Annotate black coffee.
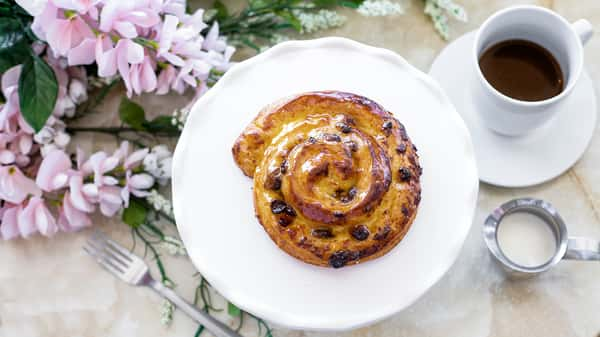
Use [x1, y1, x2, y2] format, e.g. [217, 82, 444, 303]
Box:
[479, 39, 564, 101]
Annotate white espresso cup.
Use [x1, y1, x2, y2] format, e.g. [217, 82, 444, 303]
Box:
[472, 5, 593, 136]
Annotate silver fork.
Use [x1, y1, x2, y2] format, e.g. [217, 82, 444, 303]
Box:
[84, 230, 243, 337]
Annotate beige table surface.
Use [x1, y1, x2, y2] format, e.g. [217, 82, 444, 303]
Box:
[2, 1, 600, 336]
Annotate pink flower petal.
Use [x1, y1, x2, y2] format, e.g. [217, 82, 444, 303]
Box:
[114, 21, 138, 38]
[68, 38, 96, 65]
[130, 173, 154, 190]
[131, 189, 151, 197]
[81, 183, 99, 199]
[1, 66, 21, 94]
[126, 9, 160, 28]
[59, 191, 92, 232]
[162, 52, 185, 67]
[140, 59, 157, 92]
[47, 19, 72, 56]
[0, 150, 16, 164]
[159, 15, 178, 54]
[121, 186, 130, 207]
[124, 148, 148, 169]
[18, 199, 39, 238]
[1, 206, 20, 240]
[203, 22, 220, 51]
[36, 149, 72, 192]
[129, 65, 142, 95]
[71, 16, 94, 44]
[102, 176, 119, 186]
[96, 35, 117, 77]
[99, 186, 122, 216]
[32, 198, 58, 237]
[0, 166, 41, 204]
[124, 39, 144, 64]
[69, 175, 95, 212]
[18, 134, 32, 154]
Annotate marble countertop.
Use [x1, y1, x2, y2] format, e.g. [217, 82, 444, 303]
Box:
[2, 1, 600, 336]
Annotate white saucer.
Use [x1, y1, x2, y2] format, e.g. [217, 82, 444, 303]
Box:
[429, 31, 597, 188]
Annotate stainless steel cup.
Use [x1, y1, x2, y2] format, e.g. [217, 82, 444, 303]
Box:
[483, 198, 600, 278]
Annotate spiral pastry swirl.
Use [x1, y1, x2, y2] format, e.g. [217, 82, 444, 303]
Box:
[233, 91, 421, 268]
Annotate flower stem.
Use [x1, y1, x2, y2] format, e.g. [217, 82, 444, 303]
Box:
[66, 126, 137, 134]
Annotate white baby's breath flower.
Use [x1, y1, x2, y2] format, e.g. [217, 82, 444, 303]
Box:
[424, 0, 467, 40]
[357, 0, 404, 17]
[146, 189, 173, 216]
[160, 236, 187, 256]
[160, 299, 175, 326]
[296, 10, 346, 34]
[171, 107, 190, 130]
[143, 146, 173, 185]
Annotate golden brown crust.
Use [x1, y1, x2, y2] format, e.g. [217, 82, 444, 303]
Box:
[232, 91, 421, 268]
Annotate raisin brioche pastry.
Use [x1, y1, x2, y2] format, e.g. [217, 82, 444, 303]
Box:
[232, 91, 421, 268]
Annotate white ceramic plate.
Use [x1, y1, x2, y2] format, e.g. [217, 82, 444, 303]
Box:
[172, 37, 479, 331]
[429, 31, 597, 188]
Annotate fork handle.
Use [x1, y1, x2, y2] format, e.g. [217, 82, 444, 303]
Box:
[148, 279, 244, 337]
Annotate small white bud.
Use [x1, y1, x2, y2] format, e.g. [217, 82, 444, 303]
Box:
[68, 79, 88, 105]
[54, 131, 71, 148]
[34, 127, 55, 145]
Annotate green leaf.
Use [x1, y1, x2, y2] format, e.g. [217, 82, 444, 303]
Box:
[18, 53, 58, 132]
[142, 116, 181, 135]
[312, 0, 338, 7]
[212, 0, 229, 21]
[0, 17, 30, 72]
[122, 198, 148, 228]
[249, 0, 270, 10]
[0, 18, 25, 50]
[339, 0, 364, 8]
[275, 10, 302, 31]
[0, 39, 30, 72]
[119, 97, 146, 131]
[227, 302, 241, 317]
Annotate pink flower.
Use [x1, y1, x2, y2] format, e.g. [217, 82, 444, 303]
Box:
[0, 166, 41, 204]
[15, 0, 48, 16]
[156, 64, 177, 94]
[68, 35, 100, 66]
[121, 172, 154, 206]
[0, 205, 22, 240]
[36, 149, 72, 191]
[203, 22, 228, 53]
[96, 38, 144, 94]
[126, 56, 157, 96]
[79, 149, 124, 216]
[69, 175, 95, 212]
[100, 0, 160, 38]
[52, 0, 100, 19]
[58, 191, 92, 231]
[98, 185, 122, 216]
[46, 14, 95, 57]
[18, 197, 58, 237]
[117, 143, 153, 206]
[0, 205, 21, 240]
[82, 151, 120, 186]
[0, 66, 34, 135]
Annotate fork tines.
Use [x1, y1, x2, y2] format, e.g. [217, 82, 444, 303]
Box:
[83, 230, 136, 279]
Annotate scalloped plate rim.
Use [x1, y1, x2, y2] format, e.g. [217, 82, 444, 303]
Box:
[172, 37, 479, 331]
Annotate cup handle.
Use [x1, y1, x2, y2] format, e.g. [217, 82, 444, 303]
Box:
[564, 237, 600, 260]
[572, 19, 593, 45]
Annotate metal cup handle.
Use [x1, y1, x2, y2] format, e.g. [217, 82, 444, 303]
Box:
[564, 237, 600, 260]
